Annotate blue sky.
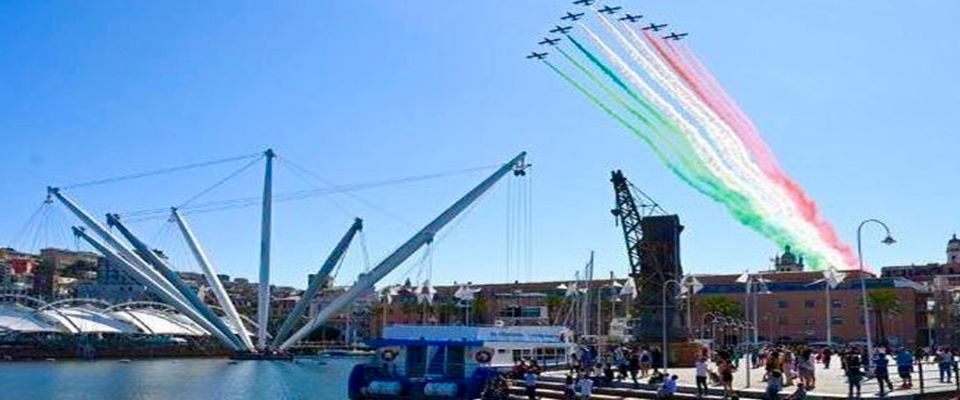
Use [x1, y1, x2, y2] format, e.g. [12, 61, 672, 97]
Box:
[1, 1, 957, 289]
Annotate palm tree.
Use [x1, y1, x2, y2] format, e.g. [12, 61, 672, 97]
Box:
[867, 289, 903, 344]
[544, 294, 565, 324]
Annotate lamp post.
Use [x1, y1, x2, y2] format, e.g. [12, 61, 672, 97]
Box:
[743, 321, 754, 388]
[700, 312, 718, 340]
[662, 279, 683, 373]
[857, 219, 896, 359]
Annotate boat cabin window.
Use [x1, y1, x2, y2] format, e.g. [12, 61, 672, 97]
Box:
[406, 345, 426, 378]
[446, 346, 465, 378]
[534, 347, 568, 366]
[512, 349, 532, 362]
[427, 346, 446, 376]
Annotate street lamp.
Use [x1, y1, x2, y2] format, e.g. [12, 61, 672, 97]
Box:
[857, 219, 896, 359]
[700, 312, 718, 340]
[661, 279, 683, 373]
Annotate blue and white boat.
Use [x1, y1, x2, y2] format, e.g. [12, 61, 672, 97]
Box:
[348, 324, 574, 399]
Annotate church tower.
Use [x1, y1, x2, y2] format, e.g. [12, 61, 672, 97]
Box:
[948, 234, 960, 264]
[775, 245, 805, 272]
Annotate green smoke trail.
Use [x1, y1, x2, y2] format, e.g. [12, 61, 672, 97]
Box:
[556, 37, 825, 266]
[542, 60, 689, 182]
[554, 47, 717, 197]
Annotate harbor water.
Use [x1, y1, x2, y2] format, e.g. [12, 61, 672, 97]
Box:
[0, 357, 361, 400]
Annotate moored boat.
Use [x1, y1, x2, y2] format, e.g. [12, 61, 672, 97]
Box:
[348, 324, 574, 399]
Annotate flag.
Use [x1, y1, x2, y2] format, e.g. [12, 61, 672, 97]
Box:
[619, 277, 638, 299]
[455, 283, 480, 301]
[384, 285, 401, 305]
[415, 280, 436, 304]
[689, 276, 704, 294]
[564, 282, 578, 297]
[823, 267, 846, 289]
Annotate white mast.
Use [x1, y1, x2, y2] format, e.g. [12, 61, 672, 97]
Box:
[257, 149, 275, 349]
[171, 208, 256, 352]
[279, 152, 527, 350]
[72, 227, 243, 350]
[581, 251, 594, 336]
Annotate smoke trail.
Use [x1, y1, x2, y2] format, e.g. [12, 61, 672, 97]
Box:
[555, 47, 707, 184]
[648, 32, 858, 267]
[600, 17, 846, 268]
[563, 30, 808, 255]
[587, 13, 844, 267]
[541, 60, 687, 182]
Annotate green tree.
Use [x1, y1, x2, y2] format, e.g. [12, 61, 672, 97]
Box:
[435, 302, 459, 324]
[699, 296, 742, 318]
[867, 289, 903, 344]
[472, 297, 489, 325]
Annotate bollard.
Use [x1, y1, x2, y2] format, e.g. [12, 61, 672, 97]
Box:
[918, 360, 924, 394]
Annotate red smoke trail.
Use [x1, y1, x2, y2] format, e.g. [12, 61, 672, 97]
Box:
[642, 30, 859, 268]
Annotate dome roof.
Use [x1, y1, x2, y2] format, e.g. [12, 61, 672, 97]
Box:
[781, 245, 796, 263]
[950, 234, 960, 245]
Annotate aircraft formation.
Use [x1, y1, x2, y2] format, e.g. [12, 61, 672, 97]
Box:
[527, 1, 688, 61]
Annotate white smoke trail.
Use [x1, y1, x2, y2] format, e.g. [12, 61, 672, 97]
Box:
[589, 14, 850, 268]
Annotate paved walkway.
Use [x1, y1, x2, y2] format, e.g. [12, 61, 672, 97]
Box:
[545, 358, 960, 398]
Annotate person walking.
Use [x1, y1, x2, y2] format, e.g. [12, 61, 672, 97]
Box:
[651, 346, 663, 374]
[896, 347, 914, 389]
[695, 356, 710, 398]
[523, 370, 538, 400]
[639, 347, 652, 378]
[576, 373, 593, 400]
[628, 351, 640, 387]
[764, 366, 783, 400]
[798, 349, 816, 390]
[822, 347, 833, 369]
[845, 351, 864, 400]
[873, 350, 894, 397]
[720, 357, 736, 400]
[937, 349, 953, 383]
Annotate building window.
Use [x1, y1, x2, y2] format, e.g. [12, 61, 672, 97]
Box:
[777, 300, 789, 309]
[831, 316, 843, 326]
[804, 300, 815, 309]
[804, 318, 816, 326]
[831, 300, 842, 308]
[778, 316, 788, 325]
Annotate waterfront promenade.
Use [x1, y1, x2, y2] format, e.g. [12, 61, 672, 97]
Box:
[523, 358, 960, 399]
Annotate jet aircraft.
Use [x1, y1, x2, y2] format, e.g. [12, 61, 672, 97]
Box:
[538, 37, 561, 46]
[598, 5, 622, 14]
[663, 32, 689, 40]
[526, 52, 548, 60]
[641, 23, 668, 31]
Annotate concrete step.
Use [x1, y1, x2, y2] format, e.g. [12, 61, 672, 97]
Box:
[509, 381, 723, 400]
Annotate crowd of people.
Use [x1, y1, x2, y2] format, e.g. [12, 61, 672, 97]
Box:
[490, 343, 960, 400]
